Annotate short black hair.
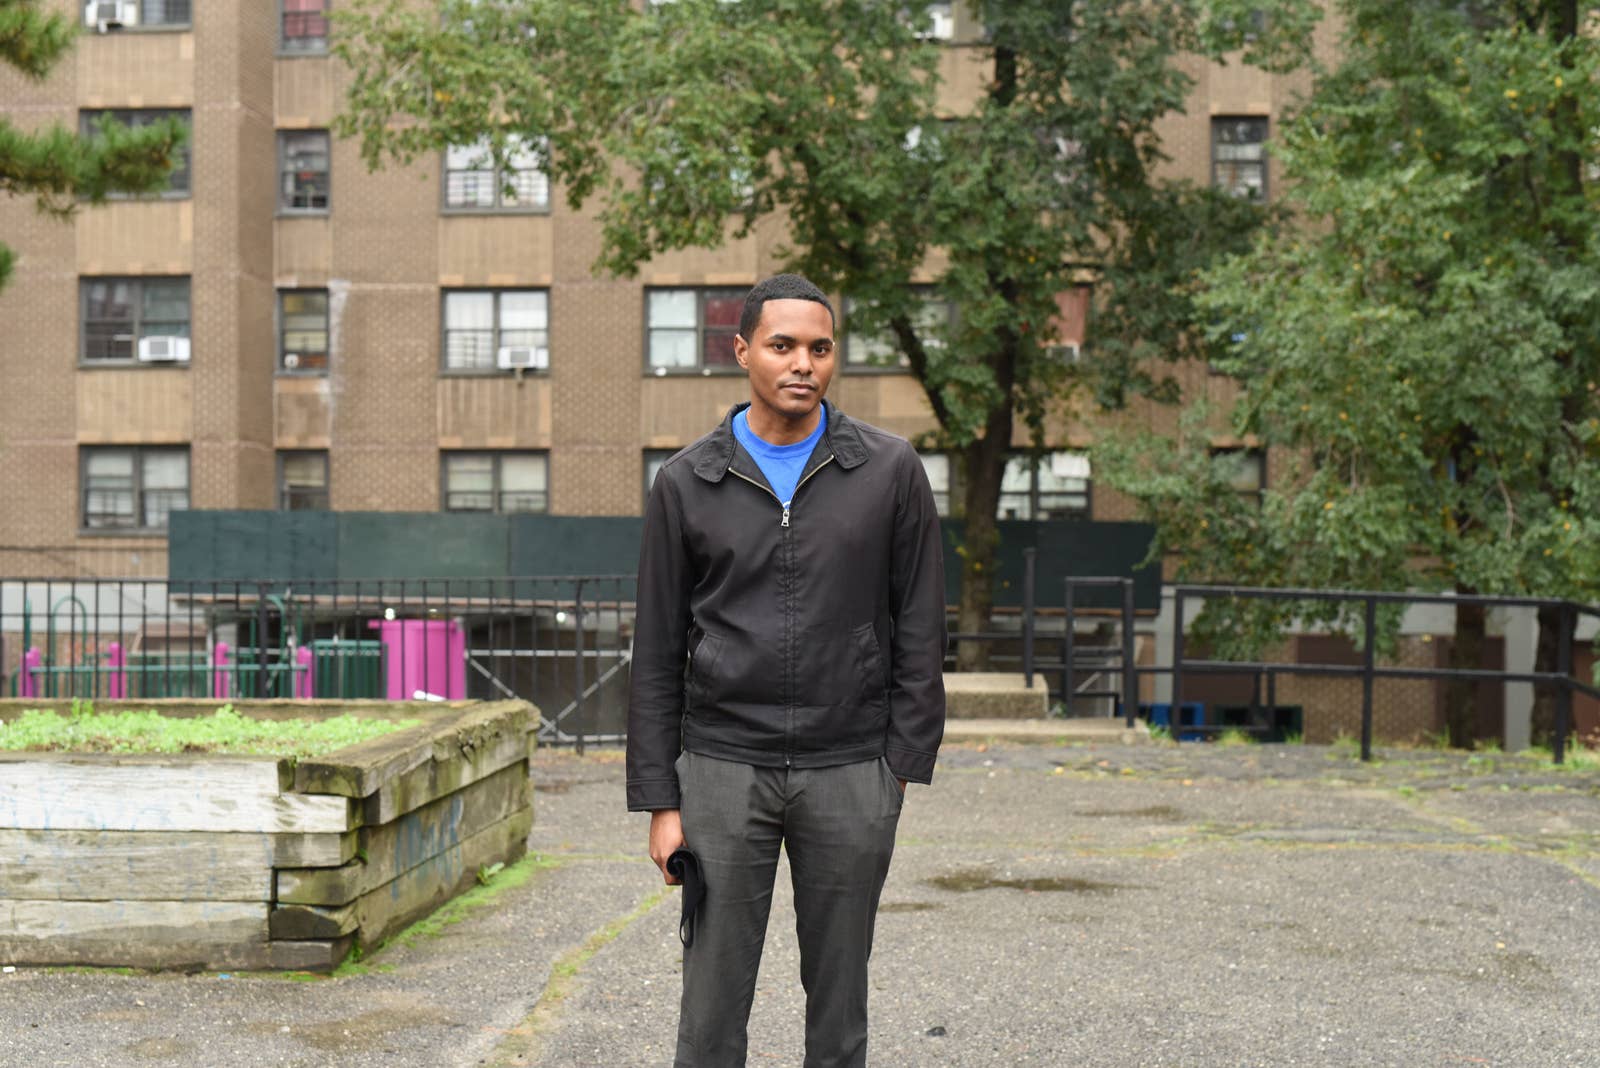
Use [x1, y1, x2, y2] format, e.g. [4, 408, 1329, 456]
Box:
[738, 273, 835, 341]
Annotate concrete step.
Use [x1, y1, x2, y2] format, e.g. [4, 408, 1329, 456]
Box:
[944, 716, 1152, 746]
[943, 672, 1052, 719]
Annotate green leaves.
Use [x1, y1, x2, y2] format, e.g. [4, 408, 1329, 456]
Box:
[0, 0, 76, 81]
[1103, 0, 1600, 652]
[0, 5, 190, 292]
[333, 0, 1323, 630]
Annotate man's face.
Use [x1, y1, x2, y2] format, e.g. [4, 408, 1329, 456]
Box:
[734, 298, 836, 433]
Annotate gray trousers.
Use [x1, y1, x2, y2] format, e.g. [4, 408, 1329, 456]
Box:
[673, 750, 903, 1068]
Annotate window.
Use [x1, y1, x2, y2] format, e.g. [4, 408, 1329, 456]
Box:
[442, 290, 549, 373]
[278, 289, 329, 373]
[919, 452, 953, 517]
[844, 287, 954, 368]
[278, 131, 329, 211]
[444, 136, 549, 211]
[912, 1, 954, 40]
[644, 449, 676, 507]
[81, 0, 191, 29]
[442, 452, 548, 513]
[278, 451, 329, 510]
[81, 277, 190, 364]
[281, 0, 328, 53]
[1212, 447, 1266, 506]
[1212, 117, 1268, 201]
[79, 109, 191, 196]
[81, 447, 189, 531]
[646, 288, 744, 372]
[998, 452, 1091, 520]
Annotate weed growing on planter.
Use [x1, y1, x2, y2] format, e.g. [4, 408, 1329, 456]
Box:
[0, 701, 420, 758]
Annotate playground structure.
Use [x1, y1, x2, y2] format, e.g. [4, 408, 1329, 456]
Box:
[1, 578, 635, 745]
[6, 587, 392, 702]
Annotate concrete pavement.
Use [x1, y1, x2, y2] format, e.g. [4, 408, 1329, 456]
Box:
[3, 740, 1600, 1067]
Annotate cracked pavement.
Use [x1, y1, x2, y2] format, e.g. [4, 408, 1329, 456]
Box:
[4, 742, 1600, 1067]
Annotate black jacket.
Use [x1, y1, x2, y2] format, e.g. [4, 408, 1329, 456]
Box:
[625, 402, 948, 812]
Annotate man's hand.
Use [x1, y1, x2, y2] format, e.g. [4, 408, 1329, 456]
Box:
[649, 808, 686, 885]
[899, 779, 908, 794]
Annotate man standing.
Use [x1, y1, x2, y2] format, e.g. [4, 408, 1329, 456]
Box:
[627, 273, 948, 1068]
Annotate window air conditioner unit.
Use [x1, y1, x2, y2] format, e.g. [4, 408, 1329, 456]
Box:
[1047, 342, 1082, 365]
[85, 0, 137, 29]
[497, 345, 548, 370]
[137, 335, 190, 363]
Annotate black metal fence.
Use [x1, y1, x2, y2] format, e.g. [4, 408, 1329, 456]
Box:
[9, 572, 1595, 761]
[0, 577, 634, 751]
[1041, 578, 1600, 763]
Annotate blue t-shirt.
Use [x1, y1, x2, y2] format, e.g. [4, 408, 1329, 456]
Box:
[732, 407, 827, 507]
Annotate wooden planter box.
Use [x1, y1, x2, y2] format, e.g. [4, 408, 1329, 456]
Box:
[0, 698, 536, 972]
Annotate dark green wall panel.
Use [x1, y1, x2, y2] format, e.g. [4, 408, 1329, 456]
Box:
[170, 511, 1156, 608]
[336, 513, 509, 580]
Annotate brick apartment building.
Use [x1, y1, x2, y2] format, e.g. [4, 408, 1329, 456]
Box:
[0, 0, 1327, 581]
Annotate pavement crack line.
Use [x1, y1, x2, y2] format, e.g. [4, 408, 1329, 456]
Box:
[483, 883, 676, 1068]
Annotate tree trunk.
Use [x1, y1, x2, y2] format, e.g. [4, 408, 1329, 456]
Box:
[1444, 594, 1485, 749]
[1531, 602, 1564, 746]
[954, 430, 1009, 672]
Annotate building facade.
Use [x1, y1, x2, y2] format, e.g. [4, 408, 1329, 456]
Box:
[0, 0, 1329, 580]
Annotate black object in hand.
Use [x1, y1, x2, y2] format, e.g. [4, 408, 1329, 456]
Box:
[666, 847, 705, 947]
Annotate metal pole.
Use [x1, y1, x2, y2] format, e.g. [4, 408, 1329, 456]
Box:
[255, 582, 270, 699]
[1361, 595, 1376, 762]
[1063, 580, 1076, 715]
[574, 580, 587, 756]
[1172, 590, 1185, 735]
[1121, 579, 1136, 729]
[1022, 548, 1036, 689]
[1555, 602, 1572, 765]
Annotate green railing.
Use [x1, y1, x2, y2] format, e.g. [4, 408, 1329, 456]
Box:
[8, 645, 385, 701]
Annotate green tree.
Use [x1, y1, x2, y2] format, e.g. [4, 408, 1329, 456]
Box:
[0, 0, 189, 291]
[333, 0, 1317, 665]
[1101, 0, 1600, 745]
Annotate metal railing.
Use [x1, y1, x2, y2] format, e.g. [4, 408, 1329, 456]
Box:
[13, 572, 1585, 761]
[1056, 578, 1600, 763]
[1, 576, 635, 750]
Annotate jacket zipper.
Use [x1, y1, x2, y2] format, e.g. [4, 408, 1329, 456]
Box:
[729, 457, 835, 525]
[726, 455, 835, 767]
[787, 457, 833, 525]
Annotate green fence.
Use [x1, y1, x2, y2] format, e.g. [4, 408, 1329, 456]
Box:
[308, 639, 386, 700]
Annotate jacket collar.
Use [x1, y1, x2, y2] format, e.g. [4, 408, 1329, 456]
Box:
[692, 400, 867, 483]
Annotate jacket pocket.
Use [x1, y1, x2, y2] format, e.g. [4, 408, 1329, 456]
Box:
[687, 633, 725, 702]
[851, 622, 889, 709]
